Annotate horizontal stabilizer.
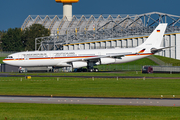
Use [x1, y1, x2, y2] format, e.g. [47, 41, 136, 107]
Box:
[151, 46, 173, 53]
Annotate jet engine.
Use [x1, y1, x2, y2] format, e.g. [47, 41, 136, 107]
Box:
[72, 61, 87, 68]
[100, 58, 116, 65]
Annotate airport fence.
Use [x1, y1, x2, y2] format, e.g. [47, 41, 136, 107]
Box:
[91, 65, 180, 73]
[152, 66, 180, 73]
[96, 65, 143, 71]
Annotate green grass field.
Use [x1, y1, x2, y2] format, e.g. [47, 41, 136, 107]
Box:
[0, 57, 5, 64]
[155, 55, 180, 66]
[0, 55, 180, 119]
[0, 77, 179, 98]
[0, 103, 180, 120]
[1, 72, 180, 119]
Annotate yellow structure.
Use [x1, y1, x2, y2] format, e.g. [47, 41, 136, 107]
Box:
[55, 0, 79, 3]
[55, 0, 80, 21]
[26, 76, 31, 79]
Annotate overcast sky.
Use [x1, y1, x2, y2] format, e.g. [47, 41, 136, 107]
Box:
[0, 0, 180, 31]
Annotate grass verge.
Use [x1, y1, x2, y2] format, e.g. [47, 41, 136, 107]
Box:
[154, 55, 180, 66]
[0, 57, 5, 64]
[0, 77, 179, 98]
[0, 103, 180, 120]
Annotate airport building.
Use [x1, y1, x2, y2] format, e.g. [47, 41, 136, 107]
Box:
[21, 12, 180, 60]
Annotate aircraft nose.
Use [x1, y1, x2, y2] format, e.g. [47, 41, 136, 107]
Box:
[3, 59, 6, 63]
[2, 58, 9, 64]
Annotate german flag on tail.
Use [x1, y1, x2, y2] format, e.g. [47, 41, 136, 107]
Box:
[138, 49, 146, 53]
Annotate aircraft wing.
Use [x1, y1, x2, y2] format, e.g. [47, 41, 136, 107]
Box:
[64, 52, 132, 63]
[105, 52, 132, 58]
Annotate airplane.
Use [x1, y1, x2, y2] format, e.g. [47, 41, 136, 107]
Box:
[3, 23, 168, 72]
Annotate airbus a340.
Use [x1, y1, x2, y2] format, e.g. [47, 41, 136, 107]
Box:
[3, 23, 168, 72]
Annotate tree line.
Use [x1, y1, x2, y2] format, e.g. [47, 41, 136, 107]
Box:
[0, 24, 50, 51]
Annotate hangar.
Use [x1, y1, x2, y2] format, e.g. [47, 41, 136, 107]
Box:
[21, 12, 180, 60]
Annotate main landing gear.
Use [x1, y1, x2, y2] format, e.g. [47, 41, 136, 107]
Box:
[74, 68, 99, 72]
[87, 61, 99, 72]
[18, 67, 26, 73]
[88, 68, 99, 72]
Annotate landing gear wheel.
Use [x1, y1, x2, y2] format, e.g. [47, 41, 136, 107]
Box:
[88, 69, 93, 72]
[94, 68, 99, 72]
[88, 68, 98, 72]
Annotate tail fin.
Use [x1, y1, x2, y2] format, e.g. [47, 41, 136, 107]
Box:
[137, 23, 167, 49]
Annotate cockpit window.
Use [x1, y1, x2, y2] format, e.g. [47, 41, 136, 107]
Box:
[7, 56, 13, 58]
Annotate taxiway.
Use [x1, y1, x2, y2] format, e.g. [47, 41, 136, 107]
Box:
[0, 96, 179, 106]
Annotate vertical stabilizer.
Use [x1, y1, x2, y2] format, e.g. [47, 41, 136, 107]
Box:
[137, 23, 167, 49]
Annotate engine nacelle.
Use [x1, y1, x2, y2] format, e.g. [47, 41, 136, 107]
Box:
[100, 58, 116, 65]
[72, 61, 87, 68]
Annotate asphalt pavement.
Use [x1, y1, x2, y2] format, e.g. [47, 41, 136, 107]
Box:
[0, 96, 179, 106]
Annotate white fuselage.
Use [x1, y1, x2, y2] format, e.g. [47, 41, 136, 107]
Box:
[3, 47, 151, 68]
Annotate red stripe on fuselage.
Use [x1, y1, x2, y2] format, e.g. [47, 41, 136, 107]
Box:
[3, 56, 97, 61]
